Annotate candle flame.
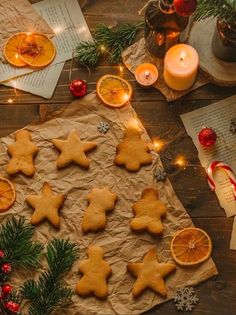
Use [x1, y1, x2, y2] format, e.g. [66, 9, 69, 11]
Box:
[144, 70, 150, 79]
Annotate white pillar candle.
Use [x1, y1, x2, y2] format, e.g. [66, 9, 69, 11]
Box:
[135, 63, 159, 87]
[164, 44, 199, 91]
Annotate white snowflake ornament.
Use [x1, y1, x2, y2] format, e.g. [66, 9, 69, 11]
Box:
[173, 287, 199, 312]
[97, 121, 110, 134]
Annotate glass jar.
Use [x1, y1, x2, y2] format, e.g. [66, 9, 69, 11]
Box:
[212, 19, 236, 62]
[145, 0, 189, 58]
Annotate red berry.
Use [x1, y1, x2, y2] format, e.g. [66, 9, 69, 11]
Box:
[2, 263, 12, 274]
[2, 284, 12, 295]
[198, 127, 217, 147]
[0, 250, 5, 258]
[174, 0, 198, 16]
[69, 79, 87, 97]
[5, 301, 20, 313]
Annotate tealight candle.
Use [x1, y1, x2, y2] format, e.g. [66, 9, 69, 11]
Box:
[164, 44, 199, 91]
[135, 63, 158, 87]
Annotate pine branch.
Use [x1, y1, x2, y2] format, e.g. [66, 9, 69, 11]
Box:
[75, 21, 143, 66]
[194, 0, 236, 23]
[21, 239, 79, 315]
[0, 217, 43, 269]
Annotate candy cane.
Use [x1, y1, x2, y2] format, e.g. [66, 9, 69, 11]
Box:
[206, 161, 236, 199]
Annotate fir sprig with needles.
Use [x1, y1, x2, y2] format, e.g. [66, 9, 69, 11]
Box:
[194, 0, 236, 24]
[21, 239, 79, 315]
[75, 22, 143, 67]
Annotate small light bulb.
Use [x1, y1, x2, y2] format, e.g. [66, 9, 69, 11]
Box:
[174, 156, 187, 168]
[153, 139, 165, 152]
[101, 45, 105, 52]
[7, 98, 13, 103]
[119, 65, 124, 73]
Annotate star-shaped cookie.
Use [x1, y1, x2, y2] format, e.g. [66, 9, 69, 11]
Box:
[26, 182, 66, 228]
[130, 188, 167, 235]
[127, 248, 176, 298]
[52, 130, 97, 169]
[6, 129, 39, 177]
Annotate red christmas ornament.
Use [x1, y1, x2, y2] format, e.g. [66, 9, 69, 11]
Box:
[0, 250, 4, 258]
[69, 79, 87, 97]
[5, 301, 20, 313]
[174, 0, 198, 16]
[198, 127, 217, 147]
[2, 284, 12, 295]
[2, 263, 12, 274]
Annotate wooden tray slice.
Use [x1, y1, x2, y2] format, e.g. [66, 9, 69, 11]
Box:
[189, 18, 236, 86]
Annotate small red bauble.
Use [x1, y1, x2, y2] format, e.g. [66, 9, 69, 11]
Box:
[0, 250, 5, 258]
[69, 79, 87, 97]
[2, 284, 12, 295]
[5, 301, 20, 313]
[198, 127, 217, 147]
[2, 263, 12, 274]
[174, 0, 198, 16]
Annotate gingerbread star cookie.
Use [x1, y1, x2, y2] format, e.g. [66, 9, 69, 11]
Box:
[130, 188, 167, 235]
[26, 182, 66, 228]
[114, 125, 152, 172]
[82, 187, 117, 233]
[6, 130, 39, 177]
[127, 248, 176, 298]
[52, 130, 97, 169]
[76, 245, 112, 299]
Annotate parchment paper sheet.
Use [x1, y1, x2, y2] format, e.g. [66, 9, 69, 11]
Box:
[0, 93, 217, 315]
[0, 0, 54, 58]
[122, 38, 209, 102]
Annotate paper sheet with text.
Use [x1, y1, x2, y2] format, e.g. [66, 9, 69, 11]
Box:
[181, 95, 236, 250]
[2, 0, 92, 98]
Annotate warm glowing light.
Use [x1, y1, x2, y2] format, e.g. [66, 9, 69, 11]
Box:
[101, 45, 105, 52]
[7, 99, 13, 104]
[174, 156, 187, 168]
[53, 26, 63, 34]
[128, 118, 140, 130]
[180, 51, 186, 61]
[119, 65, 124, 73]
[15, 53, 19, 59]
[153, 139, 165, 152]
[123, 93, 130, 102]
[144, 70, 150, 79]
[26, 32, 32, 36]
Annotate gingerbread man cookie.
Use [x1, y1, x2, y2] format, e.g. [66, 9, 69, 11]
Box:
[26, 182, 66, 228]
[76, 245, 112, 299]
[130, 188, 167, 235]
[6, 130, 39, 177]
[82, 187, 117, 233]
[114, 125, 152, 172]
[127, 248, 176, 298]
[52, 130, 97, 169]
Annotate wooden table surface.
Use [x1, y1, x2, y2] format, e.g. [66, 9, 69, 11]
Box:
[1, 1, 236, 314]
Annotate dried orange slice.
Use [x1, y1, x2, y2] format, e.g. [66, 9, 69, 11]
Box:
[97, 74, 133, 108]
[171, 227, 212, 266]
[4, 33, 28, 67]
[0, 178, 16, 212]
[19, 33, 56, 68]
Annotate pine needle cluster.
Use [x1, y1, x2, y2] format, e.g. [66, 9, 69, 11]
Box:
[75, 22, 143, 67]
[194, 0, 236, 24]
[0, 217, 43, 271]
[21, 239, 79, 315]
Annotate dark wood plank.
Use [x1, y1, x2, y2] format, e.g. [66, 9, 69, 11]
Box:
[0, 1, 235, 315]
